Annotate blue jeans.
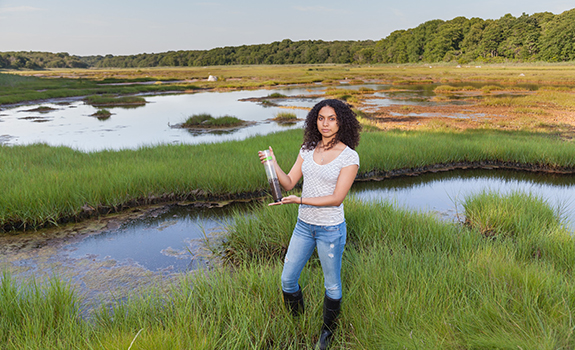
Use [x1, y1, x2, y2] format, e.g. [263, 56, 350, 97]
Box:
[281, 219, 347, 300]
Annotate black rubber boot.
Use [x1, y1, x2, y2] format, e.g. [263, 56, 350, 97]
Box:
[316, 294, 341, 350]
[282, 286, 305, 316]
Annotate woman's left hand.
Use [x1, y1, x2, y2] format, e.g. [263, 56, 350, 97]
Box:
[268, 195, 300, 206]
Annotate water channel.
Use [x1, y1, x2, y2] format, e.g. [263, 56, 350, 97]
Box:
[1, 82, 572, 305]
[2, 168, 574, 305]
[0, 82, 497, 151]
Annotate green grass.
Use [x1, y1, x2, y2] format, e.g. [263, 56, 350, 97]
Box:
[182, 114, 244, 128]
[84, 94, 147, 107]
[0, 72, 200, 105]
[3, 192, 575, 349]
[91, 109, 112, 118]
[481, 90, 575, 109]
[2, 128, 575, 231]
[0, 273, 88, 349]
[272, 112, 297, 121]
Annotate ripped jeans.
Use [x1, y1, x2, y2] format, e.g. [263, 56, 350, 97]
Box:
[281, 219, 347, 300]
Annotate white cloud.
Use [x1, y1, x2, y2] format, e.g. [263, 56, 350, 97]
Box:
[0, 6, 44, 14]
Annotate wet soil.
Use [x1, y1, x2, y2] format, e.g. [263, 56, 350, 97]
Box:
[360, 94, 575, 139]
[0, 199, 251, 255]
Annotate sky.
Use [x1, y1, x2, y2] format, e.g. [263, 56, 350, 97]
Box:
[0, 0, 573, 57]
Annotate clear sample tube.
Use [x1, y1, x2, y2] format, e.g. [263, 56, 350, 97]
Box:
[261, 149, 283, 202]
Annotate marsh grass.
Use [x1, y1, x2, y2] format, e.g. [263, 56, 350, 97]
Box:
[0, 72, 200, 105]
[481, 90, 575, 109]
[182, 114, 244, 128]
[5, 64, 575, 106]
[463, 190, 575, 271]
[434, 85, 460, 93]
[5, 193, 574, 348]
[513, 107, 549, 115]
[0, 273, 87, 349]
[91, 109, 112, 119]
[84, 94, 147, 107]
[272, 112, 297, 122]
[3, 128, 575, 231]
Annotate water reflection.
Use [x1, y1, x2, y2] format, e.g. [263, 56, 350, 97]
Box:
[0, 83, 485, 151]
[61, 202, 251, 272]
[58, 169, 575, 274]
[0, 89, 310, 151]
[352, 169, 575, 228]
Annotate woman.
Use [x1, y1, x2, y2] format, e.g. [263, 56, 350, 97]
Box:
[259, 99, 361, 349]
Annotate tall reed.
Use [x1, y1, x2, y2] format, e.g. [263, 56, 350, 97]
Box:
[3, 193, 575, 348]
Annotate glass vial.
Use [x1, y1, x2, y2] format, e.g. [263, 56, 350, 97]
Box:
[261, 150, 282, 202]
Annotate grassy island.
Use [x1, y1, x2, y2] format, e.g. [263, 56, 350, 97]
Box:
[84, 95, 147, 107]
[90, 109, 112, 119]
[181, 113, 246, 128]
[272, 111, 298, 122]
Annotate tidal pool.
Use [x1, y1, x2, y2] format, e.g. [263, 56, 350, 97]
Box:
[0, 82, 489, 151]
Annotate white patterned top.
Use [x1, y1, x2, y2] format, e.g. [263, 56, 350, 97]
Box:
[298, 146, 360, 226]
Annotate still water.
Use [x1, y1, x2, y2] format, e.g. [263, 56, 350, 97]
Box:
[0, 83, 482, 151]
[0, 89, 308, 151]
[58, 169, 575, 273]
[2, 168, 574, 303]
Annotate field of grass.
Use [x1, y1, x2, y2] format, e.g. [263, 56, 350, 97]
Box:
[272, 111, 298, 122]
[3, 63, 575, 106]
[3, 63, 575, 349]
[0, 71, 200, 105]
[2, 128, 575, 231]
[2, 190, 574, 349]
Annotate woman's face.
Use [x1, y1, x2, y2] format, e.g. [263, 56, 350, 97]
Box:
[316, 106, 339, 139]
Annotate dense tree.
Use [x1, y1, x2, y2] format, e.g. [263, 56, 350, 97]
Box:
[2, 9, 574, 69]
[538, 8, 575, 61]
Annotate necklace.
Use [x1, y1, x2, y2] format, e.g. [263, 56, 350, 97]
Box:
[317, 143, 325, 164]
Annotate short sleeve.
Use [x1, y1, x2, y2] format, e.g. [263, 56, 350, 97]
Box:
[342, 148, 360, 168]
[299, 147, 311, 160]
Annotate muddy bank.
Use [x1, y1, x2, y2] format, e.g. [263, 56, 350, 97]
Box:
[1, 189, 268, 234]
[356, 160, 575, 182]
[0, 198, 254, 255]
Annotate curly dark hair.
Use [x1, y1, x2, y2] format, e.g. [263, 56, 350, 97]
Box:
[302, 99, 361, 151]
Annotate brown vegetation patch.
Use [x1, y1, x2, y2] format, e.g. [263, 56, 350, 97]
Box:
[363, 102, 575, 139]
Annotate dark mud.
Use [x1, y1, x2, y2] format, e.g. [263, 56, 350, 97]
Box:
[1, 188, 269, 233]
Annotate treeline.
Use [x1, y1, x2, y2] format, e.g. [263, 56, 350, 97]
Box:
[376, 9, 575, 63]
[0, 52, 88, 69]
[1, 8, 574, 69]
[87, 40, 375, 68]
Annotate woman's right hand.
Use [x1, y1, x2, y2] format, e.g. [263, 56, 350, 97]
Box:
[258, 146, 276, 164]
